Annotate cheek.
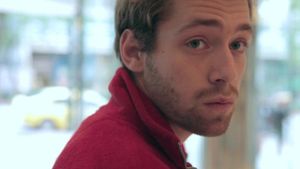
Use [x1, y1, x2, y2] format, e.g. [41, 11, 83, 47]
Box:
[240, 60, 247, 78]
[167, 62, 204, 105]
[154, 49, 209, 102]
[235, 57, 247, 81]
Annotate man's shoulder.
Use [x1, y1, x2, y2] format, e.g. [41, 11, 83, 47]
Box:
[53, 115, 172, 169]
[82, 117, 144, 142]
[77, 106, 146, 141]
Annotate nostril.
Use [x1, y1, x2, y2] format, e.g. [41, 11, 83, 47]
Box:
[208, 70, 227, 84]
[208, 65, 237, 85]
[214, 78, 226, 84]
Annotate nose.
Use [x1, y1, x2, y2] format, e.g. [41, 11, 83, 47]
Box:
[208, 48, 238, 85]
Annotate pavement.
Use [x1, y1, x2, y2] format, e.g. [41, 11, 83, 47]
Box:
[0, 104, 73, 169]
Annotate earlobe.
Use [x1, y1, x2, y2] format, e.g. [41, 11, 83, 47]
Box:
[119, 29, 145, 73]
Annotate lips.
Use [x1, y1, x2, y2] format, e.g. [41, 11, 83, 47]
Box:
[205, 96, 234, 103]
[203, 97, 235, 112]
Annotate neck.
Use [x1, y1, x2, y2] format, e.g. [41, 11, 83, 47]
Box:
[170, 123, 192, 143]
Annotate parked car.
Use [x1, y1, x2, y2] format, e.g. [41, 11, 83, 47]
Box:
[11, 86, 108, 130]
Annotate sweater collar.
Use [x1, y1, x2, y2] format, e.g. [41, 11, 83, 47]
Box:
[109, 67, 189, 168]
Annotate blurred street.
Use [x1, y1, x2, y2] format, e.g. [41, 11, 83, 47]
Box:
[0, 104, 73, 169]
[0, 130, 72, 169]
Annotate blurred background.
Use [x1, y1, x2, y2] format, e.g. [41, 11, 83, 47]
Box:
[0, 0, 300, 169]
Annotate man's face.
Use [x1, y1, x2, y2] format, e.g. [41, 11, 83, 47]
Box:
[140, 0, 253, 136]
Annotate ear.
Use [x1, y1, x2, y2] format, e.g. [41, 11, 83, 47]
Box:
[119, 29, 145, 73]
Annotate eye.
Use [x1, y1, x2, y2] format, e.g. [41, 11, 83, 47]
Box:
[186, 38, 208, 49]
[230, 40, 248, 52]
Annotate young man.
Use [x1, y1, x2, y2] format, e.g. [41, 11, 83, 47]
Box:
[53, 0, 254, 168]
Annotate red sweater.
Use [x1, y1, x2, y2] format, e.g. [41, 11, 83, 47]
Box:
[53, 68, 194, 169]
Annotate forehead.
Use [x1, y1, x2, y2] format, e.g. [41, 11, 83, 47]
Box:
[167, 0, 251, 21]
[160, 0, 252, 33]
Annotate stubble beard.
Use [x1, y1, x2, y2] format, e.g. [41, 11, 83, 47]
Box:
[143, 56, 210, 135]
[143, 56, 239, 136]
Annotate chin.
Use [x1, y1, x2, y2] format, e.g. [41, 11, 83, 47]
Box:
[193, 122, 231, 137]
[205, 128, 228, 137]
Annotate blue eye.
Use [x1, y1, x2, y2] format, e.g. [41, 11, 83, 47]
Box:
[186, 39, 207, 49]
[230, 41, 248, 52]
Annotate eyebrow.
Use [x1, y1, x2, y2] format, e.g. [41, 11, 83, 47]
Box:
[236, 23, 253, 34]
[177, 18, 253, 34]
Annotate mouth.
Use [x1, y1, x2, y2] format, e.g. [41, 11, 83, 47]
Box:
[203, 97, 235, 112]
